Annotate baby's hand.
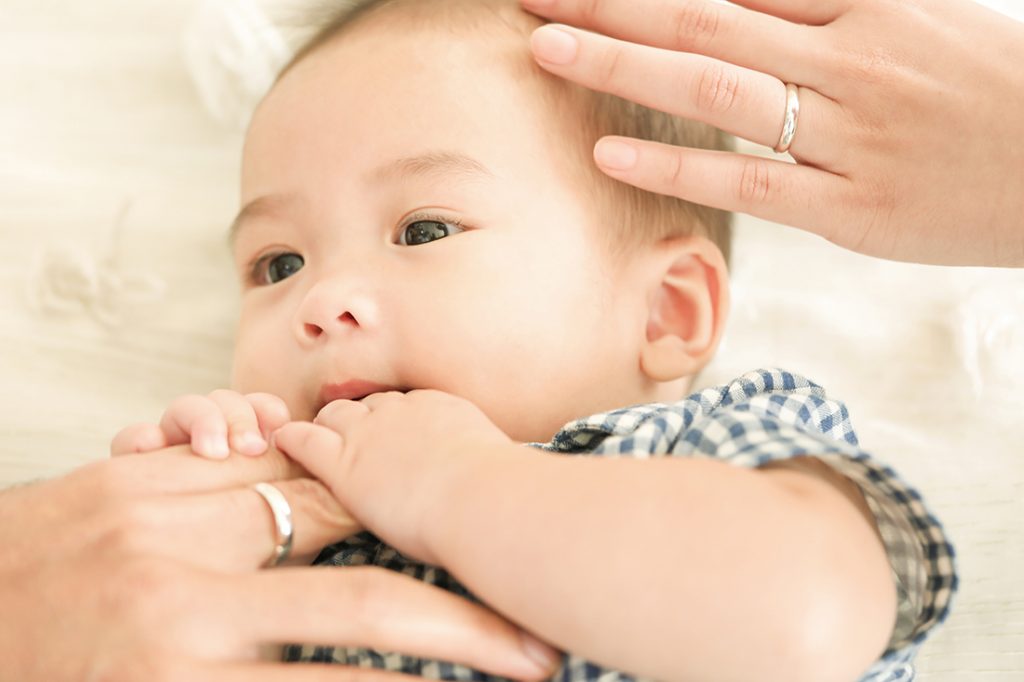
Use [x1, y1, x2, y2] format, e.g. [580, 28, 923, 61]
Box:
[110, 391, 290, 459]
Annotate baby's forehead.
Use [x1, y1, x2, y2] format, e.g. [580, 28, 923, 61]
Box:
[244, 0, 594, 213]
[342, 0, 542, 37]
[310, 0, 545, 74]
[269, 2, 572, 140]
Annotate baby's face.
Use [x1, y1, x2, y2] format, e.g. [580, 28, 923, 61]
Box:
[230, 24, 654, 443]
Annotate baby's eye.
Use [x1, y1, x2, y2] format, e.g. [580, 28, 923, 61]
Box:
[399, 219, 464, 246]
[256, 252, 304, 285]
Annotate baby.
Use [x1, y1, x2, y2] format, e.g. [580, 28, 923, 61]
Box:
[112, 0, 955, 680]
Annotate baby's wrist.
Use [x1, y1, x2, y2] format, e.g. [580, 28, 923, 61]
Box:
[419, 440, 540, 566]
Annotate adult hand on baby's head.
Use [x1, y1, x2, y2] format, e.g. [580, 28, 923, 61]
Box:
[521, 0, 1024, 267]
[273, 389, 521, 567]
[0, 445, 560, 681]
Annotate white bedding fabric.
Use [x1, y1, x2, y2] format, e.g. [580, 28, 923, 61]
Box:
[2, 0, 1022, 678]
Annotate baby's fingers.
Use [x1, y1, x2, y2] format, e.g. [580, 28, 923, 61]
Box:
[271, 422, 348, 497]
[207, 390, 272, 457]
[110, 423, 169, 456]
[244, 392, 291, 444]
[160, 394, 233, 459]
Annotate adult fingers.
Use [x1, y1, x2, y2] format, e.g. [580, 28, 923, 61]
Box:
[231, 567, 562, 679]
[237, 477, 360, 568]
[90, 445, 307, 497]
[99, 477, 360, 571]
[728, 0, 849, 26]
[193, 664, 425, 682]
[530, 25, 841, 166]
[521, 0, 841, 82]
[110, 422, 168, 456]
[592, 139, 850, 239]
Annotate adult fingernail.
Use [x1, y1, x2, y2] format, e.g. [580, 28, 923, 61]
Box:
[519, 630, 561, 673]
[236, 431, 267, 456]
[521, 0, 555, 10]
[531, 25, 577, 65]
[594, 139, 638, 170]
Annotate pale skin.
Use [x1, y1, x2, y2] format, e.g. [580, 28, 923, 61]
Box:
[0, 446, 562, 681]
[116, 8, 897, 682]
[519, 0, 1024, 267]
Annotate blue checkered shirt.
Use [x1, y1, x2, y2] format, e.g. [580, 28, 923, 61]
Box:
[284, 368, 957, 681]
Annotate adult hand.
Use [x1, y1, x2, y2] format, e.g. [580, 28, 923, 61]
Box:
[0, 447, 560, 681]
[521, 0, 1024, 267]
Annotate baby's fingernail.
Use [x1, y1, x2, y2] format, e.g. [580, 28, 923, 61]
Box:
[235, 431, 267, 456]
[519, 630, 561, 673]
[201, 434, 230, 459]
[531, 25, 577, 65]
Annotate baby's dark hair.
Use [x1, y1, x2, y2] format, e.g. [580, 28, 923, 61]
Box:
[275, 0, 733, 266]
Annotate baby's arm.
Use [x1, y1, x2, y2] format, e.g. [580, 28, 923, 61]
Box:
[110, 391, 290, 458]
[423, 449, 896, 682]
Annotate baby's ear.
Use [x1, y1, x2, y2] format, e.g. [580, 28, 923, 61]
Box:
[639, 235, 730, 382]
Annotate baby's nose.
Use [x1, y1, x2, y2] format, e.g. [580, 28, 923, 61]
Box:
[301, 310, 357, 340]
[293, 281, 379, 344]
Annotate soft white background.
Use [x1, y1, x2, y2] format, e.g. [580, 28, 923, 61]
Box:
[1, 0, 1022, 678]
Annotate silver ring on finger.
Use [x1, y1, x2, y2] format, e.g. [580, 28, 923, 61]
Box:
[773, 83, 801, 154]
[252, 482, 294, 567]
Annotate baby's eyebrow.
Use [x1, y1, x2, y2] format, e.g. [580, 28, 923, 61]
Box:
[229, 150, 494, 245]
[229, 193, 301, 247]
[369, 150, 494, 186]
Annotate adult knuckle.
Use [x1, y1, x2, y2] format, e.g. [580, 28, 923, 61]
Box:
[598, 46, 626, 87]
[694, 63, 740, 115]
[579, 0, 607, 26]
[833, 39, 904, 91]
[854, 175, 897, 215]
[737, 158, 775, 204]
[662, 149, 687, 190]
[845, 176, 898, 252]
[95, 502, 160, 558]
[671, 0, 722, 50]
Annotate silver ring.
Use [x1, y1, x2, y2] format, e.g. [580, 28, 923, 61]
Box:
[252, 482, 293, 567]
[773, 83, 801, 154]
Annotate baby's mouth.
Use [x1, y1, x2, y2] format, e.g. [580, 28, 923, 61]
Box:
[314, 380, 411, 416]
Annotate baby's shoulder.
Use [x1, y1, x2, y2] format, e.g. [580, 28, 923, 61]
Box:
[543, 368, 857, 459]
